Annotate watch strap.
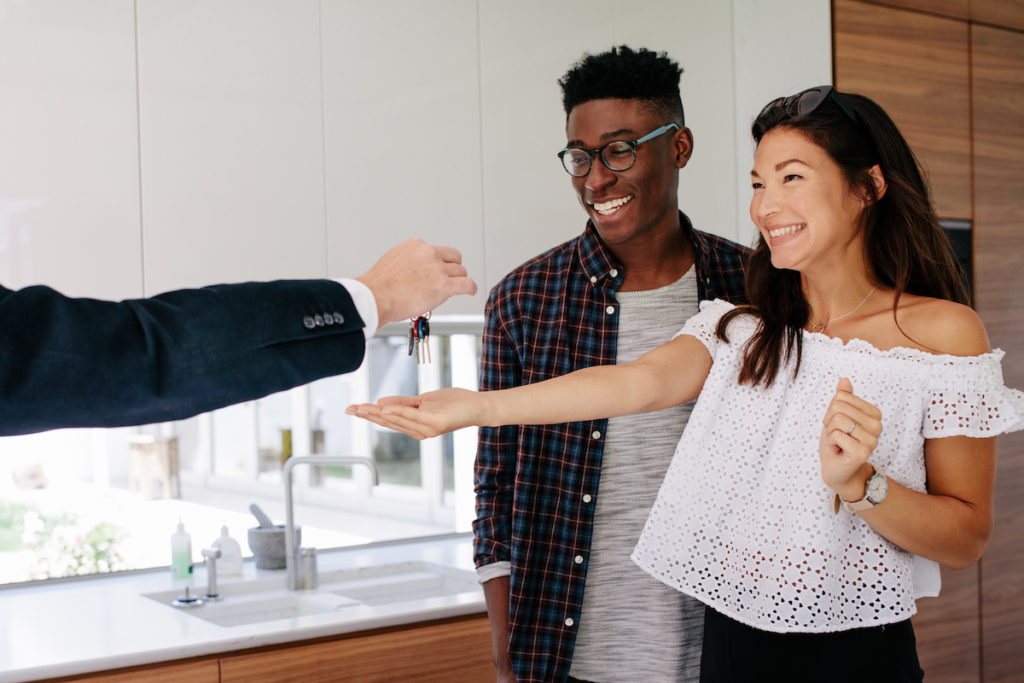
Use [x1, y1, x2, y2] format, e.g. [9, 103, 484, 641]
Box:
[832, 466, 888, 514]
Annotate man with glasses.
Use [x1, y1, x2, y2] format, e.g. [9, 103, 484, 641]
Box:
[473, 46, 749, 682]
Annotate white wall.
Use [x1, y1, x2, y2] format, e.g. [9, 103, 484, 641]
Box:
[0, 0, 831, 313]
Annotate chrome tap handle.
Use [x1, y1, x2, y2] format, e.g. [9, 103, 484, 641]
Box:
[201, 547, 222, 601]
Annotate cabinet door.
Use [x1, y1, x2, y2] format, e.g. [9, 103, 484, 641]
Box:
[136, 0, 328, 294]
[220, 615, 493, 682]
[973, 23, 1024, 683]
[320, 0, 485, 316]
[0, 0, 143, 300]
[972, 0, 1024, 32]
[64, 659, 220, 682]
[834, 0, 971, 220]
[866, 0, 968, 20]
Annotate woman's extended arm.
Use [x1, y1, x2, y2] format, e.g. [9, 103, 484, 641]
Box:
[347, 333, 713, 440]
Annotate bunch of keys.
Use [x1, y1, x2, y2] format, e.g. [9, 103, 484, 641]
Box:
[407, 313, 431, 365]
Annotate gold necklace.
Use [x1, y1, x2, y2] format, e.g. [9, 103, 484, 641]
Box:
[809, 286, 878, 333]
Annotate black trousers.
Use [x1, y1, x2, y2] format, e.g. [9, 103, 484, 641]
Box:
[700, 607, 924, 682]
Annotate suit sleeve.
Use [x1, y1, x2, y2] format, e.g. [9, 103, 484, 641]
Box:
[0, 280, 367, 436]
[472, 283, 521, 569]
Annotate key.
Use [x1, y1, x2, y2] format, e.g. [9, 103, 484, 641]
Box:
[421, 317, 431, 365]
[409, 314, 431, 365]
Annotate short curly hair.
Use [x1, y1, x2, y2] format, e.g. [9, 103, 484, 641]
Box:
[558, 45, 684, 124]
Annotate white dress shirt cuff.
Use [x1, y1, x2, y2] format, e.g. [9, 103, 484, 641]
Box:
[475, 560, 511, 584]
[337, 278, 378, 340]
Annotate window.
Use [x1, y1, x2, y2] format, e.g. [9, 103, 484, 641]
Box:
[0, 316, 482, 586]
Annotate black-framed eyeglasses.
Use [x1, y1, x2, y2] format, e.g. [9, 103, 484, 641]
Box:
[557, 123, 679, 177]
[758, 85, 858, 124]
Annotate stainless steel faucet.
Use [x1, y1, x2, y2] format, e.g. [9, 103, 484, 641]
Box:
[283, 455, 379, 591]
[200, 547, 222, 601]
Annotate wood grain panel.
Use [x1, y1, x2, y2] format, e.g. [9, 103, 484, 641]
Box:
[833, 0, 971, 219]
[971, 23, 1024, 683]
[853, 0, 968, 20]
[221, 615, 493, 682]
[911, 565, 979, 682]
[43, 659, 220, 682]
[972, 0, 1024, 32]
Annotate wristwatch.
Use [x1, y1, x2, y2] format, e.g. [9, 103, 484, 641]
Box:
[832, 466, 888, 514]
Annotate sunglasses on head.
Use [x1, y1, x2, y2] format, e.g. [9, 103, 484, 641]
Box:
[758, 85, 858, 123]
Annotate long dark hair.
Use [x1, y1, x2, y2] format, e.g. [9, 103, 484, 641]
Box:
[719, 89, 970, 387]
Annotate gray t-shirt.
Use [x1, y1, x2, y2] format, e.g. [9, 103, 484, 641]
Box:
[568, 267, 703, 683]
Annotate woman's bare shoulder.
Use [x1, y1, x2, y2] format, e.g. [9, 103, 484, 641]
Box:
[896, 295, 991, 356]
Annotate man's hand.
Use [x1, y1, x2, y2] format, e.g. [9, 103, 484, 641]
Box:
[355, 238, 477, 328]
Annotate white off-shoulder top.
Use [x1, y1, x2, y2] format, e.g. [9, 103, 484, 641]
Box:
[631, 299, 1024, 633]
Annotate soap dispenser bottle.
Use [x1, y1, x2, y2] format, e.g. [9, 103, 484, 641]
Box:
[170, 519, 193, 579]
[212, 524, 243, 575]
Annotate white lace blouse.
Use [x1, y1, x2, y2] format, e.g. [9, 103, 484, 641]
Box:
[631, 299, 1024, 633]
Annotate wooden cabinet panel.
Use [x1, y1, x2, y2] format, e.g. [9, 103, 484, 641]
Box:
[858, 0, 968, 20]
[833, 0, 971, 219]
[972, 0, 1024, 32]
[972, 23, 1024, 683]
[46, 659, 220, 682]
[911, 565, 979, 682]
[221, 615, 493, 682]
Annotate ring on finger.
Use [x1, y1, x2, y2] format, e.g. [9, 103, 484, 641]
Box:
[846, 420, 857, 436]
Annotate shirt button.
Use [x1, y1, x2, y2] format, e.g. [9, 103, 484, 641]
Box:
[610, 268, 619, 278]
[591, 431, 601, 439]
[590, 275, 597, 284]
[605, 305, 615, 315]
[574, 555, 584, 564]
[582, 494, 592, 503]
[303, 316, 316, 329]
[564, 617, 575, 627]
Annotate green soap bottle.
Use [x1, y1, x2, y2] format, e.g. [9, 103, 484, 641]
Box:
[170, 519, 193, 579]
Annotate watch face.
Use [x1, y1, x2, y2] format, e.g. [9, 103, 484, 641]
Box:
[867, 472, 888, 503]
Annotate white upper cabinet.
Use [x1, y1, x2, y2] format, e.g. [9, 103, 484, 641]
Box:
[136, 0, 327, 294]
[321, 0, 485, 315]
[0, 0, 142, 299]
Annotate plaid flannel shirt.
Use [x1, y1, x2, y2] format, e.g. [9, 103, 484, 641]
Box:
[474, 212, 750, 682]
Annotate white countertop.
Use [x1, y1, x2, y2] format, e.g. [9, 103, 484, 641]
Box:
[0, 534, 483, 682]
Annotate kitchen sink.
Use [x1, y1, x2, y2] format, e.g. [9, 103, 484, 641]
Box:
[143, 560, 480, 628]
[319, 561, 481, 606]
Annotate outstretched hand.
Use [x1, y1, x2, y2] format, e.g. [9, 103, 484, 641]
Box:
[819, 377, 883, 500]
[346, 388, 486, 440]
[355, 238, 477, 328]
